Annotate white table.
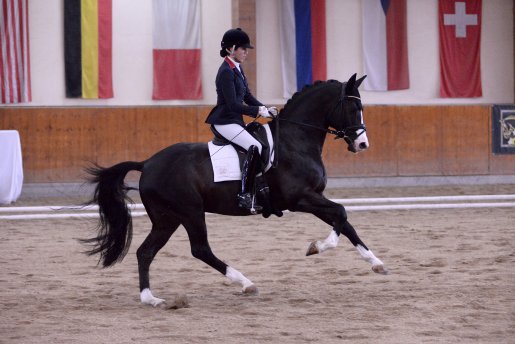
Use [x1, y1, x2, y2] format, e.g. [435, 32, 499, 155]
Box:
[0, 130, 23, 204]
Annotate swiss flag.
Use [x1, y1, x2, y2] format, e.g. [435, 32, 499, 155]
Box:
[439, 0, 482, 98]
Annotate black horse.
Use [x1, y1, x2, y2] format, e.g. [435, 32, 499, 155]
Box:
[83, 74, 388, 307]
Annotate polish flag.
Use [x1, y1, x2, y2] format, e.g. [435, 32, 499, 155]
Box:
[152, 0, 202, 100]
[278, 0, 326, 99]
[439, 0, 482, 97]
[362, 0, 409, 91]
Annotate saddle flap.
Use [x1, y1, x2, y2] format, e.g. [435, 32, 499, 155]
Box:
[207, 141, 242, 182]
[208, 123, 275, 183]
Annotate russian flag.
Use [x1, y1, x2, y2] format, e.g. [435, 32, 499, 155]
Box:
[152, 0, 202, 100]
[362, 0, 409, 91]
[279, 0, 326, 98]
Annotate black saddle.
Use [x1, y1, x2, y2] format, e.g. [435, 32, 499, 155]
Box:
[210, 123, 272, 168]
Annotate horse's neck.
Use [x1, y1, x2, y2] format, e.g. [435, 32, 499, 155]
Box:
[278, 109, 329, 154]
[278, 84, 339, 156]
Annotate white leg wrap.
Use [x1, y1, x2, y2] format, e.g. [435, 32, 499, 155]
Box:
[140, 288, 165, 307]
[226, 266, 254, 290]
[356, 244, 384, 267]
[316, 230, 339, 253]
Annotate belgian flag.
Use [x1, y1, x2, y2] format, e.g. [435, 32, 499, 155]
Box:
[64, 0, 113, 98]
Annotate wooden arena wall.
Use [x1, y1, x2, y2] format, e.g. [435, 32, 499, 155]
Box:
[1, 105, 514, 183]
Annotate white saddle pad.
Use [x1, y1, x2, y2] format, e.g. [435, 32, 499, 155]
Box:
[208, 124, 274, 182]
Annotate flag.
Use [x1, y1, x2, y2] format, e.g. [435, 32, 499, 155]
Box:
[152, 0, 202, 100]
[279, 0, 326, 98]
[1, 0, 31, 104]
[362, 0, 409, 91]
[64, 0, 113, 99]
[439, 0, 482, 98]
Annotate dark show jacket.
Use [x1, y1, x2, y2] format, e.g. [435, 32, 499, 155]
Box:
[205, 57, 263, 126]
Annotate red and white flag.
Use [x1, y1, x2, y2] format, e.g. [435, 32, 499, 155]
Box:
[1, 0, 31, 104]
[439, 0, 482, 98]
[362, 0, 409, 91]
[152, 0, 202, 100]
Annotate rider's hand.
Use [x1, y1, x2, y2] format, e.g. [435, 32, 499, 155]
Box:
[258, 106, 271, 118]
[267, 107, 278, 117]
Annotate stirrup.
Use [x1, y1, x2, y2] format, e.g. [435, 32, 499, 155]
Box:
[237, 193, 262, 214]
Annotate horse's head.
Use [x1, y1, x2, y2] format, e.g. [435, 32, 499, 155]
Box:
[329, 74, 369, 153]
[278, 75, 369, 154]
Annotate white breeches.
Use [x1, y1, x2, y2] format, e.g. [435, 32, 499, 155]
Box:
[213, 123, 262, 154]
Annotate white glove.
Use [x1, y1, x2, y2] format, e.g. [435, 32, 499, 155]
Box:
[267, 107, 278, 117]
[258, 106, 271, 118]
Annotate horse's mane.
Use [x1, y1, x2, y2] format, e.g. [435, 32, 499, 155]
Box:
[280, 79, 343, 115]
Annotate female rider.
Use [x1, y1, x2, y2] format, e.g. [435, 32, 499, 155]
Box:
[205, 28, 277, 213]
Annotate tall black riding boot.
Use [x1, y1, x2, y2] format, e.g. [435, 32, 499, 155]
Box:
[237, 145, 262, 214]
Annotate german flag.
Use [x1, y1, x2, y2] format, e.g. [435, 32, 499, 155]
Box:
[64, 0, 113, 99]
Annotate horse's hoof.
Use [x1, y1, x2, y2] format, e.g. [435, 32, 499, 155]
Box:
[140, 288, 166, 307]
[306, 241, 319, 256]
[149, 298, 166, 307]
[243, 284, 259, 295]
[142, 298, 166, 307]
[372, 264, 389, 275]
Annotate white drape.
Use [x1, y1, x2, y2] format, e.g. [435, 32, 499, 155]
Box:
[0, 130, 23, 204]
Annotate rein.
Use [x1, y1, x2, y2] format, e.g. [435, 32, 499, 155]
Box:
[274, 95, 366, 141]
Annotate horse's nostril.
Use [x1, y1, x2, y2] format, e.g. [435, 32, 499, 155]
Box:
[359, 142, 368, 149]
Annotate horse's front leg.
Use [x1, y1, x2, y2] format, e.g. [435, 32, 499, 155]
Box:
[341, 221, 388, 275]
[306, 228, 339, 255]
[296, 193, 388, 275]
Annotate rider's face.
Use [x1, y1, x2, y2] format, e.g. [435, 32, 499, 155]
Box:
[231, 47, 248, 63]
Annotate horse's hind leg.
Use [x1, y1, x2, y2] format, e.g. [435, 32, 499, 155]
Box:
[137, 219, 180, 307]
[182, 214, 258, 294]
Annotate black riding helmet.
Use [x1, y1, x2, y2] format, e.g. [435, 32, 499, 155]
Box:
[220, 28, 254, 57]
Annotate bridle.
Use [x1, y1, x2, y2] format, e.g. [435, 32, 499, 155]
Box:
[326, 94, 367, 146]
[276, 87, 367, 146]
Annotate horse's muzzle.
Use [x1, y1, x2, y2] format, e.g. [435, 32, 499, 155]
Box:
[359, 141, 369, 150]
[345, 131, 369, 154]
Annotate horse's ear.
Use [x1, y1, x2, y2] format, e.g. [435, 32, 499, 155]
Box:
[345, 73, 357, 93]
[355, 75, 367, 89]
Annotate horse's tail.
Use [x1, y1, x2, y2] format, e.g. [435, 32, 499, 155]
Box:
[81, 161, 143, 267]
